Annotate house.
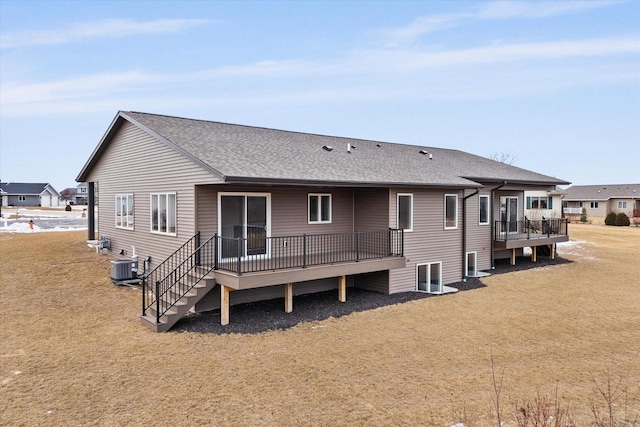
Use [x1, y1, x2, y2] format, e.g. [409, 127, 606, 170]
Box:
[61, 183, 93, 205]
[562, 184, 640, 219]
[0, 182, 61, 207]
[524, 188, 564, 220]
[77, 111, 570, 331]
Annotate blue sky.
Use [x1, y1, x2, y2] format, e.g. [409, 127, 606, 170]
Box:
[1, 0, 639, 192]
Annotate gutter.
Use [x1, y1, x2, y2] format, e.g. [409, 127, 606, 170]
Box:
[462, 188, 480, 280]
[490, 181, 508, 269]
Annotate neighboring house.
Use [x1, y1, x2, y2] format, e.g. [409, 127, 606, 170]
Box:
[562, 184, 640, 218]
[524, 188, 564, 220]
[62, 183, 92, 205]
[77, 111, 570, 331]
[75, 183, 90, 205]
[0, 182, 61, 207]
[0, 187, 7, 209]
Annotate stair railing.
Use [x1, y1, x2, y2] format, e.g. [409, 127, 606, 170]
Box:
[142, 232, 217, 324]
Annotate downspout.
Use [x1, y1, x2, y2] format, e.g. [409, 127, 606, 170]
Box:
[462, 188, 479, 280]
[490, 181, 508, 269]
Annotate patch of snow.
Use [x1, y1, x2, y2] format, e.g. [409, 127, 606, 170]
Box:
[0, 222, 86, 233]
[557, 240, 598, 260]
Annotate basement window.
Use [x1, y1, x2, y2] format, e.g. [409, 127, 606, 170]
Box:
[416, 262, 442, 293]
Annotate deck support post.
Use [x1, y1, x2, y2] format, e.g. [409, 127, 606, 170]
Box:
[339, 275, 346, 303]
[531, 246, 537, 263]
[551, 244, 556, 260]
[285, 283, 293, 313]
[510, 248, 516, 266]
[221, 285, 230, 326]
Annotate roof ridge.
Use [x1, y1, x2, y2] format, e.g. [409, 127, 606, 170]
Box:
[125, 110, 453, 151]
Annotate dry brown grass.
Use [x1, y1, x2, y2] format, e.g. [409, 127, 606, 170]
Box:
[1, 225, 639, 426]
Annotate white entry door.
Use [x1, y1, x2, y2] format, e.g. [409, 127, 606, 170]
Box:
[500, 196, 518, 233]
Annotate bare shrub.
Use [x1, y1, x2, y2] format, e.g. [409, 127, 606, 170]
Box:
[491, 350, 505, 427]
[590, 370, 640, 427]
[515, 384, 575, 427]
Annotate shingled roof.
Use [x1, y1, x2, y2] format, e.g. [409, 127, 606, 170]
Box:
[563, 184, 640, 201]
[0, 182, 59, 195]
[77, 111, 570, 188]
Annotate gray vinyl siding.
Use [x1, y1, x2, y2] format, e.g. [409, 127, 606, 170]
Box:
[6, 195, 39, 206]
[84, 121, 222, 269]
[194, 185, 357, 240]
[388, 188, 464, 293]
[353, 270, 389, 293]
[464, 189, 492, 272]
[354, 188, 389, 231]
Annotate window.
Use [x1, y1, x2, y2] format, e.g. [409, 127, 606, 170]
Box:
[151, 193, 176, 235]
[18, 195, 26, 201]
[308, 194, 331, 224]
[618, 201, 627, 209]
[397, 193, 413, 231]
[417, 262, 442, 293]
[115, 194, 134, 230]
[479, 195, 490, 225]
[526, 196, 552, 209]
[590, 201, 599, 209]
[445, 194, 458, 229]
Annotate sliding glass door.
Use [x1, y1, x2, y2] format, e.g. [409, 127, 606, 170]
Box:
[219, 193, 270, 259]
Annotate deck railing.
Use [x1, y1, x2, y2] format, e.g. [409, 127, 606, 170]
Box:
[142, 229, 404, 323]
[494, 218, 568, 241]
[216, 228, 404, 275]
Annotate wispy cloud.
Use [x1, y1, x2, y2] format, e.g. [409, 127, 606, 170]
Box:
[385, 0, 625, 46]
[0, 18, 212, 49]
[477, 0, 624, 19]
[2, 33, 637, 117]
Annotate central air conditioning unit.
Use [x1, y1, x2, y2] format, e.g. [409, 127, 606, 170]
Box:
[110, 259, 137, 282]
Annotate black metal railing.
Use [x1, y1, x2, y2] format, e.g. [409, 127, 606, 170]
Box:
[142, 232, 217, 324]
[494, 218, 568, 241]
[216, 228, 404, 275]
[142, 228, 404, 324]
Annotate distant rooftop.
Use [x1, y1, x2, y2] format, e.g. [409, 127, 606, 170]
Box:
[563, 184, 640, 201]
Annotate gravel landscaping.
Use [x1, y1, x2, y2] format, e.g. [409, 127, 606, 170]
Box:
[172, 255, 572, 334]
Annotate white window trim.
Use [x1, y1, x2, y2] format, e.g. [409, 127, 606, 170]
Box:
[150, 192, 177, 236]
[466, 251, 477, 277]
[618, 201, 627, 209]
[479, 195, 490, 225]
[308, 193, 332, 224]
[115, 194, 134, 230]
[444, 194, 458, 230]
[397, 193, 413, 232]
[416, 261, 443, 294]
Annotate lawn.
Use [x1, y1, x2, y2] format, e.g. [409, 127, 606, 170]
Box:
[1, 225, 639, 426]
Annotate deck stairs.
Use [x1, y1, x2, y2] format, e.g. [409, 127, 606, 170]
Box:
[140, 273, 216, 332]
[140, 232, 217, 332]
